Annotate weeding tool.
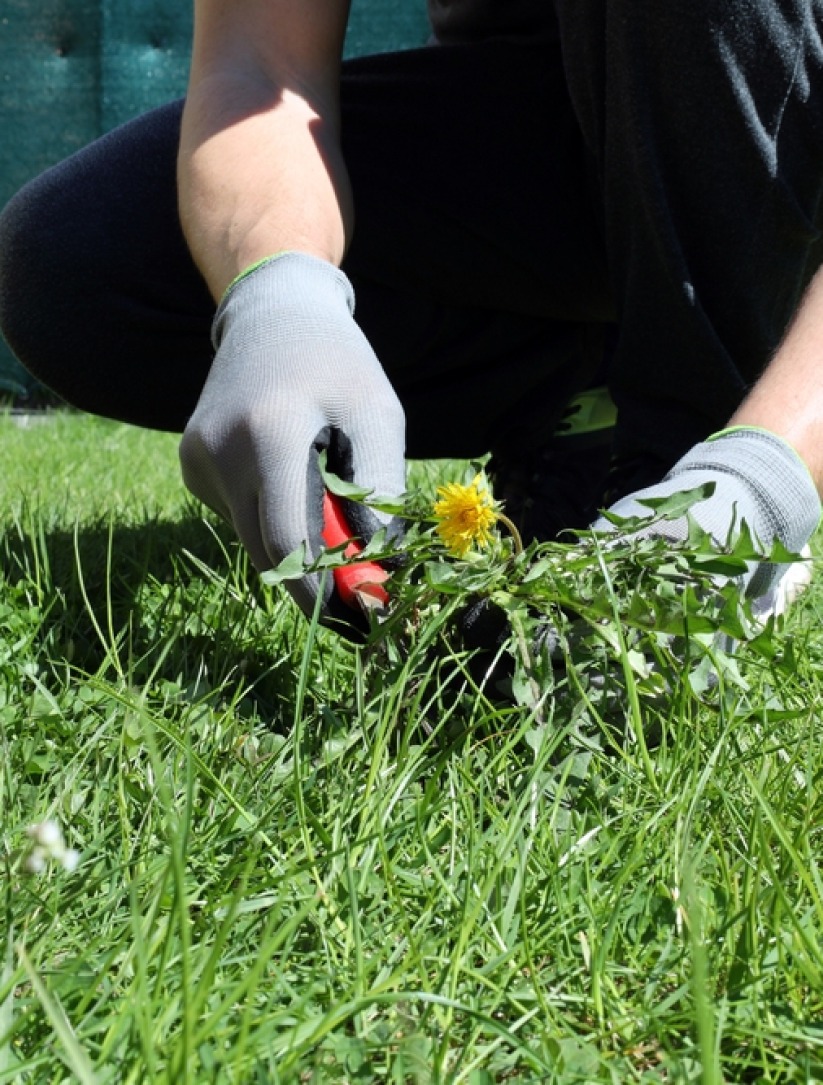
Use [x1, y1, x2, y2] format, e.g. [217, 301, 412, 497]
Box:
[321, 491, 389, 613]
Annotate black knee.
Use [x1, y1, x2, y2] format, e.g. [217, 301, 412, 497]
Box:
[0, 171, 69, 394]
[0, 104, 214, 429]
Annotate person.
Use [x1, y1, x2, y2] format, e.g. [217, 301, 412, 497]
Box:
[0, 0, 821, 636]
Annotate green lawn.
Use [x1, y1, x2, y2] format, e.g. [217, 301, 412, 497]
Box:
[2, 412, 823, 1083]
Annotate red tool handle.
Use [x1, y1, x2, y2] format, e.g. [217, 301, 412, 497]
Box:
[321, 491, 389, 610]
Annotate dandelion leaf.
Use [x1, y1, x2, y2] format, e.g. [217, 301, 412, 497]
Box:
[635, 482, 716, 519]
[260, 543, 308, 585]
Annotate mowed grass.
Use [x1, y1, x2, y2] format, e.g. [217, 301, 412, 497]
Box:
[2, 411, 823, 1083]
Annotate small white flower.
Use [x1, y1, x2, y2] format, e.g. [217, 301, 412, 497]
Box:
[23, 847, 48, 874]
[22, 820, 80, 875]
[28, 820, 65, 850]
[61, 849, 81, 873]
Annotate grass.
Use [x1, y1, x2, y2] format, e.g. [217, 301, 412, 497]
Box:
[2, 411, 823, 1083]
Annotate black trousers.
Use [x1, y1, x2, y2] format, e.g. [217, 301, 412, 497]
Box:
[2, 2, 823, 478]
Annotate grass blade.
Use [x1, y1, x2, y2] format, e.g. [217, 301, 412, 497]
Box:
[18, 945, 99, 1085]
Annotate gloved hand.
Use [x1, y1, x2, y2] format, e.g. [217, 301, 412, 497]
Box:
[179, 252, 407, 633]
[593, 428, 820, 606]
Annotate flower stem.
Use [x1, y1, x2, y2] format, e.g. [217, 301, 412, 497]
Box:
[496, 511, 523, 555]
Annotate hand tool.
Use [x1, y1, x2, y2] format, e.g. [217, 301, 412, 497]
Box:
[321, 491, 389, 612]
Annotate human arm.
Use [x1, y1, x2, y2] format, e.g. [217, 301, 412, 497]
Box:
[596, 266, 823, 604]
[727, 263, 823, 491]
[178, 0, 354, 294]
[177, 1, 407, 635]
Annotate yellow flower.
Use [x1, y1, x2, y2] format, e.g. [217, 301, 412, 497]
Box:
[433, 473, 498, 558]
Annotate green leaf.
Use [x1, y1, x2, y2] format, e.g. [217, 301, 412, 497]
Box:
[766, 537, 812, 564]
[712, 647, 751, 691]
[636, 482, 716, 519]
[546, 1037, 602, 1076]
[687, 654, 718, 697]
[424, 561, 463, 593]
[511, 668, 536, 708]
[728, 516, 758, 555]
[595, 507, 653, 531]
[358, 527, 391, 559]
[317, 449, 407, 513]
[364, 497, 408, 516]
[692, 553, 750, 577]
[522, 557, 553, 584]
[317, 449, 374, 501]
[626, 590, 655, 627]
[313, 545, 354, 570]
[260, 543, 308, 585]
[626, 648, 651, 678]
[468, 1071, 495, 1085]
[685, 512, 714, 549]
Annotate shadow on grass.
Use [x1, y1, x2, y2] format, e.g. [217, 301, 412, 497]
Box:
[1, 508, 309, 718]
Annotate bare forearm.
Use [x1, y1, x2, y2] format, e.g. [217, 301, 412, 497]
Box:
[179, 78, 353, 298]
[177, 0, 353, 300]
[729, 265, 823, 494]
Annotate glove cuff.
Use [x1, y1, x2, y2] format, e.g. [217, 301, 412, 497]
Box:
[212, 252, 356, 351]
[221, 252, 290, 299]
[668, 428, 821, 553]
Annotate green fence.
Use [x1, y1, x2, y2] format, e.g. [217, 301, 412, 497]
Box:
[0, 0, 430, 396]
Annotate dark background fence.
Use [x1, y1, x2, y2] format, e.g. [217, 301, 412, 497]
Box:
[0, 0, 429, 396]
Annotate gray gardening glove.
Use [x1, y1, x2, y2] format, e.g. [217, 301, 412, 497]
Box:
[180, 252, 406, 632]
[593, 428, 820, 603]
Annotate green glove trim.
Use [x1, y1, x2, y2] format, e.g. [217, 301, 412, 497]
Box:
[221, 252, 291, 302]
[707, 424, 780, 441]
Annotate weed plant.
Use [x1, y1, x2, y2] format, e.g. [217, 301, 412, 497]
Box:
[1, 414, 823, 1083]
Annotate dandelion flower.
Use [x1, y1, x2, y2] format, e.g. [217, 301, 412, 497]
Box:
[433, 474, 498, 558]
